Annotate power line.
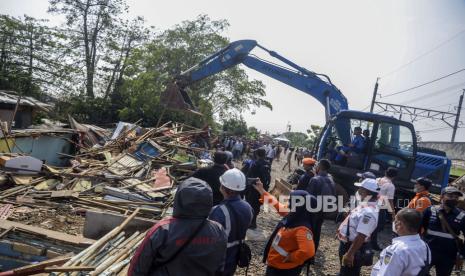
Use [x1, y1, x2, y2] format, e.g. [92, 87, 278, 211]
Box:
[380, 68, 465, 98]
[381, 27, 465, 78]
[402, 83, 465, 105]
[416, 127, 451, 133]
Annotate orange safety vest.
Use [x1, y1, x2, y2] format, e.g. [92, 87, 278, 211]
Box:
[408, 191, 432, 212]
[260, 192, 316, 269]
[267, 226, 315, 269]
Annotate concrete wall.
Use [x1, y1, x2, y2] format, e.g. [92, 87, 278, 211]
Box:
[418, 142, 465, 160]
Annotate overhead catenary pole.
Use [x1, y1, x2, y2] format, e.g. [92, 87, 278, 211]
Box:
[370, 77, 380, 113]
[451, 89, 464, 142]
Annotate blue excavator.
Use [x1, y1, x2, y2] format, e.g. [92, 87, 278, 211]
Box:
[163, 39, 451, 200]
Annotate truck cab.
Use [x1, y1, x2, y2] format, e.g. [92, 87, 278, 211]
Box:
[315, 111, 418, 197]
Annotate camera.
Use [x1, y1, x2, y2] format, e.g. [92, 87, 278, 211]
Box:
[246, 178, 259, 186]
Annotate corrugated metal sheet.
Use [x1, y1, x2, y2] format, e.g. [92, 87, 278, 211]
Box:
[0, 90, 52, 111]
[0, 131, 77, 166]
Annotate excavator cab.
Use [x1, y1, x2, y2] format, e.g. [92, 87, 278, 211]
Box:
[315, 110, 417, 194]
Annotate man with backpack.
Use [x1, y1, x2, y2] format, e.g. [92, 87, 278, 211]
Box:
[128, 178, 227, 276]
[371, 208, 431, 276]
[209, 169, 253, 276]
[422, 187, 465, 276]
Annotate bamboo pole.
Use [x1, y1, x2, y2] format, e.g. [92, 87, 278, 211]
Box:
[63, 208, 140, 267]
[91, 232, 145, 275]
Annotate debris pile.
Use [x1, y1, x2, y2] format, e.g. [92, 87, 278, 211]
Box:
[0, 118, 212, 272]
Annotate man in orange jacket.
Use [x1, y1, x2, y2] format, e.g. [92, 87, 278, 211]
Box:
[254, 179, 315, 275]
[407, 177, 432, 212]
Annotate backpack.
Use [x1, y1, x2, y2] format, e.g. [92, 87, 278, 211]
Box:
[224, 203, 252, 271]
[417, 242, 430, 276]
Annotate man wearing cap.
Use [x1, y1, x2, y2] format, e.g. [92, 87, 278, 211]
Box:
[407, 178, 432, 212]
[422, 186, 465, 276]
[209, 169, 253, 276]
[350, 172, 377, 208]
[337, 178, 379, 276]
[295, 157, 317, 191]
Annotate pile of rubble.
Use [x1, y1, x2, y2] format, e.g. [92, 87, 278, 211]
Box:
[0, 118, 213, 274]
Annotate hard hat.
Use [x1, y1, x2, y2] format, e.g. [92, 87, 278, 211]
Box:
[302, 158, 316, 166]
[219, 168, 246, 191]
[354, 178, 379, 193]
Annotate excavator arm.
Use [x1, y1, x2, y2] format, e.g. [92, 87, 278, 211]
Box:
[163, 39, 348, 120]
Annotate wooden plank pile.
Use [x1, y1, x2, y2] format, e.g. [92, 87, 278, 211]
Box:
[0, 119, 213, 273]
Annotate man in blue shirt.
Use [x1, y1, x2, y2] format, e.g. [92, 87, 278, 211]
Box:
[209, 168, 253, 276]
[350, 127, 365, 154]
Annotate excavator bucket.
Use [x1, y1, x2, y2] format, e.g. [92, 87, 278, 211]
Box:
[160, 82, 203, 116]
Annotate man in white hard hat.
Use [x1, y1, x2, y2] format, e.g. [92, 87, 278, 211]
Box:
[337, 178, 380, 276]
[209, 168, 253, 276]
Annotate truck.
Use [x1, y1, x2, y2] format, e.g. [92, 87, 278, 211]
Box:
[162, 39, 451, 202]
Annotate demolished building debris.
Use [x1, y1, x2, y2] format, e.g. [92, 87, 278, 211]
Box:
[0, 118, 213, 274]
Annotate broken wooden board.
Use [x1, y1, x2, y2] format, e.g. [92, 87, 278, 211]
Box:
[121, 178, 159, 199]
[0, 220, 95, 246]
[12, 175, 34, 185]
[270, 178, 292, 199]
[51, 190, 79, 198]
[0, 203, 13, 219]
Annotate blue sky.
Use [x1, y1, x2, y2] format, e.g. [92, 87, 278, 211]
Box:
[2, 0, 465, 141]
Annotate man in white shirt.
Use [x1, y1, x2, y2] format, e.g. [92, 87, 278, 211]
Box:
[371, 208, 430, 276]
[337, 178, 379, 276]
[372, 167, 398, 250]
[266, 145, 276, 165]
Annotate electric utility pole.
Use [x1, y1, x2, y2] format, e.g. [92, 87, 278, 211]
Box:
[370, 77, 379, 113]
[451, 89, 464, 142]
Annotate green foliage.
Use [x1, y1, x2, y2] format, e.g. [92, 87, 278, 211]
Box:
[247, 126, 260, 139]
[119, 14, 272, 127]
[283, 132, 309, 148]
[307, 124, 323, 147]
[0, 3, 272, 128]
[222, 117, 248, 136]
[0, 15, 73, 98]
[282, 124, 323, 149]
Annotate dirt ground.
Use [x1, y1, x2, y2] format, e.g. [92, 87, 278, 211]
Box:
[234, 156, 398, 276]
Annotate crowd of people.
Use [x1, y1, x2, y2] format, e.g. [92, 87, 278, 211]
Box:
[127, 136, 465, 276]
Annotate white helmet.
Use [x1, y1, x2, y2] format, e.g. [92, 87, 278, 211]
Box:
[219, 168, 246, 191]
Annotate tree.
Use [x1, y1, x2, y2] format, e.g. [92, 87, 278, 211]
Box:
[247, 126, 260, 139]
[307, 124, 323, 148]
[119, 15, 272, 127]
[48, 0, 127, 98]
[222, 117, 248, 136]
[0, 15, 74, 98]
[283, 132, 309, 148]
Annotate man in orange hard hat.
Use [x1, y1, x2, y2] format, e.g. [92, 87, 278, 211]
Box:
[296, 158, 317, 191]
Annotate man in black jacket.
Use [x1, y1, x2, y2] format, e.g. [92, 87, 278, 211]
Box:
[192, 151, 228, 205]
[244, 148, 271, 229]
[128, 178, 227, 276]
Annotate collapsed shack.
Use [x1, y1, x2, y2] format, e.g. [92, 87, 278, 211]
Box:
[0, 119, 213, 274]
